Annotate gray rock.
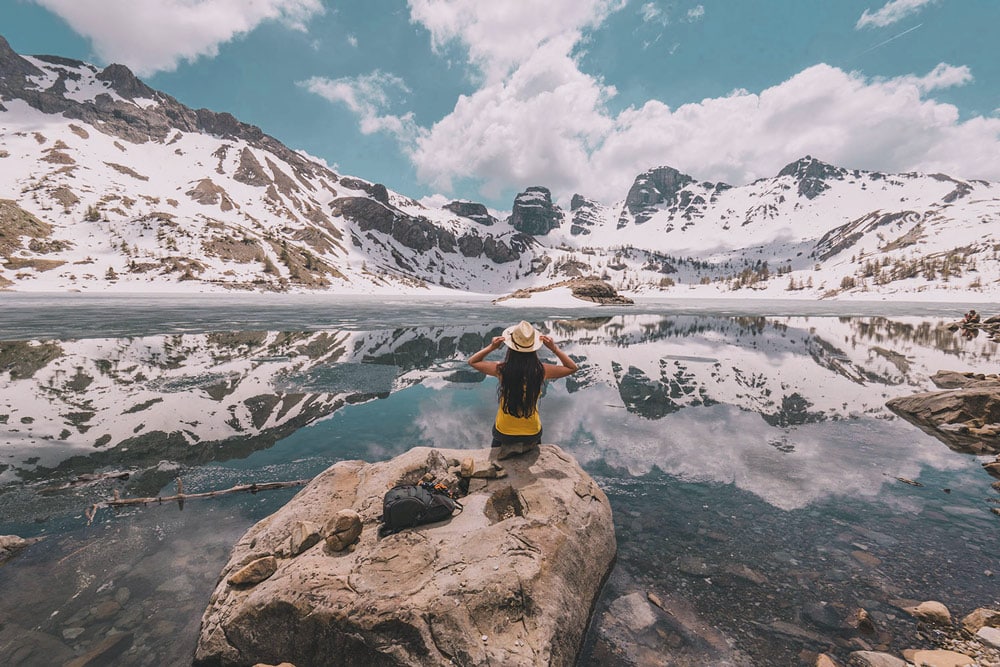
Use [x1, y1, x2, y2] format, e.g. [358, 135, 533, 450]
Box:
[196, 445, 615, 667]
[977, 626, 1000, 649]
[847, 650, 908, 667]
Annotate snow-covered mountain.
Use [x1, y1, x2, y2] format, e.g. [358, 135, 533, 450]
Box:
[1, 35, 997, 299]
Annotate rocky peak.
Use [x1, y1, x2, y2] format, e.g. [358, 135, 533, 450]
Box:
[622, 165, 695, 225]
[0, 34, 43, 80]
[95, 63, 157, 101]
[444, 200, 496, 226]
[510, 186, 562, 236]
[777, 155, 847, 199]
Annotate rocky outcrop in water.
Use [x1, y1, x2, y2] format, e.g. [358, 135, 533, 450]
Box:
[195, 445, 615, 667]
[886, 371, 1000, 455]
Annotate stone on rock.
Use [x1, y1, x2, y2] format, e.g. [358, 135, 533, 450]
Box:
[847, 650, 908, 667]
[196, 445, 615, 667]
[227, 556, 277, 587]
[961, 607, 1000, 634]
[901, 648, 975, 667]
[816, 654, 840, 667]
[904, 600, 951, 625]
[977, 626, 1000, 649]
[288, 520, 322, 556]
[322, 509, 361, 552]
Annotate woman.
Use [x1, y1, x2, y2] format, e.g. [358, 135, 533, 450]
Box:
[467, 320, 578, 451]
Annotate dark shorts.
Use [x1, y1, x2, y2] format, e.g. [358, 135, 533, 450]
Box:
[491, 424, 542, 448]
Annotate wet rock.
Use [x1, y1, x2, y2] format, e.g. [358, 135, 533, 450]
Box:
[851, 550, 882, 568]
[196, 445, 615, 667]
[674, 555, 714, 577]
[901, 648, 974, 667]
[804, 601, 844, 630]
[816, 653, 841, 667]
[90, 599, 121, 621]
[288, 520, 322, 556]
[0, 534, 42, 564]
[847, 650, 908, 667]
[0, 623, 75, 665]
[65, 632, 133, 667]
[226, 556, 278, 586]
[322, 509, 361, 552]
[904, 600, 952, 626]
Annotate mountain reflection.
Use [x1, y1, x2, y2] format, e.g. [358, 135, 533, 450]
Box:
[0, 314, 994, 511]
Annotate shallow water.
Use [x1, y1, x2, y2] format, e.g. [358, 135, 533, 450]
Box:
[0, 296, 997, 666]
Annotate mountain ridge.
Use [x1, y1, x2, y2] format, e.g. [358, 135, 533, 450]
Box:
[1, 36, 997, 300]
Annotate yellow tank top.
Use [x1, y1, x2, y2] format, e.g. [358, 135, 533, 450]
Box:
[494, 377, 542, 436]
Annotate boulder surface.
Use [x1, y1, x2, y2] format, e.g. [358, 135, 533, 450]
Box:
[195, 445, 615, 667]
[885, 371, 1000, 454]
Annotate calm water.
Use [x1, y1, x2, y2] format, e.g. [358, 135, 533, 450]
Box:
[0, 295, 997, 666]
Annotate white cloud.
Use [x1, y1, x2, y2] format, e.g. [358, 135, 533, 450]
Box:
[686, 5, 705, 21]
[407, 60, 1000, 205]
[299, 71, 421, 140]
[406, 0, 626, 83]
[640, 3, 666, 25]
[32, 0, 324, 75]
[856, 0, 937, 29]
[889, 63, 972, 92]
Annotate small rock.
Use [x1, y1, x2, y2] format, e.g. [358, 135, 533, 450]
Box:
[847, 650, 908, 667]
[901, 648, 975, 667]
[90, 599, 121, 621]
[323, 509, 362, 552]
[288, 520, 322, 556]
[977, 626, 1000, 649]
[962, 607, 1000, 633]
[459, 458, 475, 477]
[817, 654, 840, 667]
[228, 556, 278, 586]
[62, 627, 85, 640]
[904, 600, 951, 626]
[64, 632, 133, 667]
[851, 550, 882, 568]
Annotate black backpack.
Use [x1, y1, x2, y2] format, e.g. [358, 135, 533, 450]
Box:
[379, 483, 462, 536]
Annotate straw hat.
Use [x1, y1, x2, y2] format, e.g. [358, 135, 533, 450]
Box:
[503, 320, 543, 352]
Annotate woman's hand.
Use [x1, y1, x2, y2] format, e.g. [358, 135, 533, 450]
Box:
[490, 336, 506, 350]
[539, 335, 557, 350]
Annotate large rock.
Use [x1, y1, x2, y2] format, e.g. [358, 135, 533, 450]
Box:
[886, 372, 1000, 454]
[195, 445, 615, 666]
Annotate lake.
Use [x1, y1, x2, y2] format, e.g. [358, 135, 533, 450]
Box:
[1, 294, 997, 666]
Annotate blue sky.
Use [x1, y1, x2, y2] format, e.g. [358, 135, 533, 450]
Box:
[2, 0, 998, 210]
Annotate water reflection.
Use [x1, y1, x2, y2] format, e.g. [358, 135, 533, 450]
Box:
[1, 312, 998, 666]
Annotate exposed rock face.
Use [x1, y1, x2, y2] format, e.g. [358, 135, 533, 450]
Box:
[886, 371, 1000, 454]
[778, 155, 847, 200]
[569, 194, 603, 236]
[619, 166, 695, 226]
[444, 200, 496, 226]
[195, 445, 615, 667]
[509, 186, 561, 236]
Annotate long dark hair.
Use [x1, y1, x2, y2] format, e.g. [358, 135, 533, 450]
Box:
[497, 349, 544, 418]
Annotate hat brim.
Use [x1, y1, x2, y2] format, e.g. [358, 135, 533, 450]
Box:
[502, 324, 543, 352]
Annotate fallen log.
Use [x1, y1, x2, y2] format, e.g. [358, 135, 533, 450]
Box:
[85, 477, 311, 525]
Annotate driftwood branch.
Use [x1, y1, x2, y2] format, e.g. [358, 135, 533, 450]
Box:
[85, 478, 311, 525]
